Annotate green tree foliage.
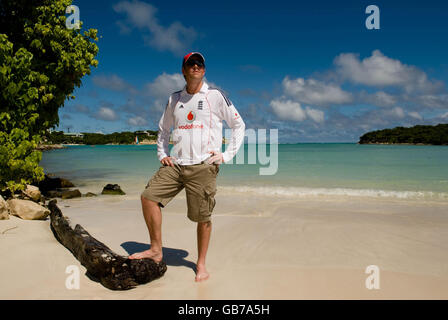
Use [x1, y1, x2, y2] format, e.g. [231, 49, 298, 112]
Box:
[0, 0, 99, 192]
[358, 124, 448, 145]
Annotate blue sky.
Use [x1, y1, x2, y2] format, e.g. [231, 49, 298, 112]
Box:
[59, 0, 448, 142]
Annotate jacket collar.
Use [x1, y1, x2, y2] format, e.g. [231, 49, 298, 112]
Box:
[182, 81, 208, 95]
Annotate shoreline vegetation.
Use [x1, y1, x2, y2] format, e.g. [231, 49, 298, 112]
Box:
[358, 123, 448, 145]
[36, 130, 160, 150]
[36, 139, 159, 151]
[358, 142, 444, 146]
[42, 130, 159, 145]
[37, 130, 229, 150]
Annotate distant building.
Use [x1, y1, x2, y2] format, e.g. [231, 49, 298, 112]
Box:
[135, 130, 156, 137]
[63, 132, 84, 138]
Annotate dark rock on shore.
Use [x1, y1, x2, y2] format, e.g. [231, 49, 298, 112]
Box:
[85, 192, 97, 197]
[61, 189, 82, 199]
[38, 175, 75, 193]
[45, 189, 82, 200]
[36, 175, 79, 200]
[101, 184, 126, 195]
[46, 190, 63, 198]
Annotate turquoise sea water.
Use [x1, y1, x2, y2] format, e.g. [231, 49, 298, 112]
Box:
[40, 144, 448, 200]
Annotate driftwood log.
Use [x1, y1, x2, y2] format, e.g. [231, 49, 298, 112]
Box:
[48, 200, 167, 290]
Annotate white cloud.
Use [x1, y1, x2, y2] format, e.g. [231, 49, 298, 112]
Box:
[270, 99, 306, 121]
[282, 76, 353, 106]
[113, 0, 157, 29]
[113, 72, 220, 121]
[143, 23, 197, 55]
[351, 107, 406, 129]
[388, 106, 405, 119]
[94, 107, 118, 121]
[408, 111, 423, 120]
[264, 49, 448, 142]
[265, 50, 448, 141]
[358, 90, 397, 107]
[144, 72, 185, 99]
[113, 1, 197, 55]
[270, 99, 324, 123]
[414, 94, 448, 109]
[334, 50, 442, 93]
[143, 72, 185, 112]
[305, 107, 325, 123]
[127, 116, 148, 126]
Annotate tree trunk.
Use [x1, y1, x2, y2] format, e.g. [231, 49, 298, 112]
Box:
[48, 200, 167, 290]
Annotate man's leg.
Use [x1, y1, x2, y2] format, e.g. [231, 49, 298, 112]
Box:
[128, 195, 163, 262]
[196, 221, 212, 282]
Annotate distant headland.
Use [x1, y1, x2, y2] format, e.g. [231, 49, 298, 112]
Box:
[358, 123, 448, 145]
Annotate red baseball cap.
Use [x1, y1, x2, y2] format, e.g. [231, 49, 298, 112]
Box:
[182, 52, 205, 67]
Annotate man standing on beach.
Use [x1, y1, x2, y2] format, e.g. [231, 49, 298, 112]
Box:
[129, 52, 245, 282]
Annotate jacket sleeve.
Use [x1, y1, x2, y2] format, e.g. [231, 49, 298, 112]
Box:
[217, 92, 246, 163]
[157, 96, 174, 161]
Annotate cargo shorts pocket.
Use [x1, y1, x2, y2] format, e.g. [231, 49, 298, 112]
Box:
[200, 186, 216, 217]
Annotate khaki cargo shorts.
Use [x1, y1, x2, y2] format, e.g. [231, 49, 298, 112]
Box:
[141, 161, 220, 223]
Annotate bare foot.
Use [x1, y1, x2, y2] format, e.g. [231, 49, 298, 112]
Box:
[195, 264, 210, 282]
[128, 249, 162, 263]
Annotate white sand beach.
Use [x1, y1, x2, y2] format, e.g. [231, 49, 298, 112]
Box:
[1, 190, 448, 299]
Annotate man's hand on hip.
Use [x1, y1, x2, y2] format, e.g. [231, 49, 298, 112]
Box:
[207, 151, 223, 164]
[161, 156, 176, 167]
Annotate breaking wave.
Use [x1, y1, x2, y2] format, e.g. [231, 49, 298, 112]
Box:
[220, 185, 448, 200]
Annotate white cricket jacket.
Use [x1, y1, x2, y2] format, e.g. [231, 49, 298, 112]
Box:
[157, 81, 245, 165]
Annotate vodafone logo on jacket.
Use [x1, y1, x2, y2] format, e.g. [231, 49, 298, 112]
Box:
[178, 123, 203, 129]
[186, 110, 196, 122]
